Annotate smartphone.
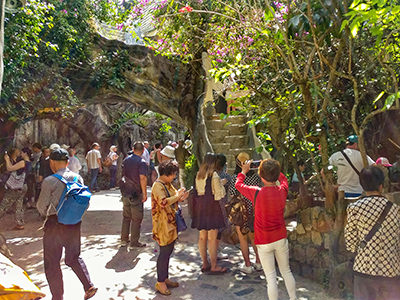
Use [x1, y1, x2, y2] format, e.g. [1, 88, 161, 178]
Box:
[250, 160, 261, 169]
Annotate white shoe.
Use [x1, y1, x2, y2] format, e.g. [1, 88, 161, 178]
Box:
[252, 263, 263, 271]
[120, 240, 129, 247]
[239, 265, 254, 274]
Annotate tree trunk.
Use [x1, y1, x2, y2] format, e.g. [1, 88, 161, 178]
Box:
[0, 0, 5, 96]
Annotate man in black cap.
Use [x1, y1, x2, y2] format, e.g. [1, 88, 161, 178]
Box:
[37, 148, 97, 300]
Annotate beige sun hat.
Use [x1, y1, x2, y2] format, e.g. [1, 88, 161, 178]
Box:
[236, 152, 250, 166]
[160, 145, 176, 159]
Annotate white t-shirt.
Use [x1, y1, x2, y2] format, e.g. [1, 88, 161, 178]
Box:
[329, 148, 375, 194]
[68, 155, 82, 174]
[86, 149, 101, 169]
[141, 148, 150, 166]
[108, 151, 118, 166]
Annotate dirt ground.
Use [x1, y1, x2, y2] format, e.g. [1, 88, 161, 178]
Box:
[0, 189, 343, 300]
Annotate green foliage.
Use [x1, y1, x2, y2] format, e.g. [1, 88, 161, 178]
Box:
[90, 48, 134, 89]
[109, 111, 148, 136]
[159, 118, 172, 134]
[2, 0, 94, 123]
[183, 154, 198, 189]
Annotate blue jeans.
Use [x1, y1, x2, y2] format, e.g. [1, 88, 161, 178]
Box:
[109, 165, 117, 189]
[89, 168, 99, 192]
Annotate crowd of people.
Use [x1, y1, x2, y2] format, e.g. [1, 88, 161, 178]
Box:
[0, 134, 399, 300]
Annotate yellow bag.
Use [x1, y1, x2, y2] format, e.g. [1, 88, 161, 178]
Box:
[0, 253, 45, 300]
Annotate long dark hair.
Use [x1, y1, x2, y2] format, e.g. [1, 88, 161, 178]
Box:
[197, 153, 217, 180]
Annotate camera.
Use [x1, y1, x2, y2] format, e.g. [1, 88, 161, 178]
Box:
[250, 160, 261, 169]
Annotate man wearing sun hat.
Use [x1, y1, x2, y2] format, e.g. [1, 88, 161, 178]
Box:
[160, 145, 176, 162]
[329, 135, 375, 198]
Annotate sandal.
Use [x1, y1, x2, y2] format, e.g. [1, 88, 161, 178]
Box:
[165, 278, 179, 288]
[208, 267, 228, 275]
[84, 286, 98, 300]
[201, 265, 211, 273]
[155, 282, 171, 296]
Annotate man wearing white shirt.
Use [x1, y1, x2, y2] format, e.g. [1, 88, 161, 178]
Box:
[329, 135, 375, 198]
[141, 141, 151, 166]
[68, 147, 82, 174]
[85, 143, 102, 193]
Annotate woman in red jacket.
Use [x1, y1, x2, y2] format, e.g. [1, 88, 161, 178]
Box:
[235, 158, 297, 300]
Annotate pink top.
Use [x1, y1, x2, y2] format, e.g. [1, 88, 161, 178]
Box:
[235, 172, 288, 245]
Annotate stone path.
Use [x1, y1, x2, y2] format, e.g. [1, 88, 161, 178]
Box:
[0, 189, 342, 300]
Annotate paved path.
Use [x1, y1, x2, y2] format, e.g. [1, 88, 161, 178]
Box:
[1, 189, 341, 300]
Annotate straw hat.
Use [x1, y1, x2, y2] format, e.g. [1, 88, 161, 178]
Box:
[236, 152, 250, 166]
[160, 145, 176, 159]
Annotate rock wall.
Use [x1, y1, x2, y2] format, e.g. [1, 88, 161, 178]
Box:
[288, 206, 354, 299]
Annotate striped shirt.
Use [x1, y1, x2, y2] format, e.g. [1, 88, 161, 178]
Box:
[86, 149, 101, 169]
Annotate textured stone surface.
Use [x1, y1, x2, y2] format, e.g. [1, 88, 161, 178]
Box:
[311, 231, 323, 246]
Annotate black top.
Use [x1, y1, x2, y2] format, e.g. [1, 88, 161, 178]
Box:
[122, 153, 148, 187]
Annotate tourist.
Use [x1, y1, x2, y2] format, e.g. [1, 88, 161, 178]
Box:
[31, 143, 42, 203]
[215, 153, 230, 259]
[328, 135, 374, 198]
[67, 147, 82, 174]
[36, 148, 97, 300]
[345, 166, 400, 300]
[141, 141, 151, 166]
[235, 158, 297, 300]
[150, 142, 162, 173]
[22, 146, 35, 208]
[151, 160, 189, 296]
[85, 142, 102, 193]
[159, 145, 176, 163]
[228, 152, 262, 274]
[107, 145, 119, 190]
[0, 148, 30, 230]
[290, 160, 306, 195]
[191, 153, 227, 274]
[174, 140, 191, 188]
[375, 156, 392, 193]
[38, 147, 52, 183]
[120, 142, 148, 248]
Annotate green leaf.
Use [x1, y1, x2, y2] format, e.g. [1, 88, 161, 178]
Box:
[373, 91, 384, 104]
[382, 92, 399, 110]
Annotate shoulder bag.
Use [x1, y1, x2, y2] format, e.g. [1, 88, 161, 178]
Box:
[159, 181, 187, 232]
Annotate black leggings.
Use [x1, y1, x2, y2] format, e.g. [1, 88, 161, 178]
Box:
[157, 241, 175, 282]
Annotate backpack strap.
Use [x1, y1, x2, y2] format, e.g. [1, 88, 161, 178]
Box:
[52, 174, 79, 212]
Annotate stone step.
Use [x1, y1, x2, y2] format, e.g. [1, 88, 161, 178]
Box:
[208, 129, 230, 144]
[207, 114, 248, 125]
[225, 135, 249, 149]
[205, 119, 228, 131]
[213, 143, 231, 154]
[229, 124, 247, 135]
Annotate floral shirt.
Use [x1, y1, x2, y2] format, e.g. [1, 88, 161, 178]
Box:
[151, 181, 180, 246]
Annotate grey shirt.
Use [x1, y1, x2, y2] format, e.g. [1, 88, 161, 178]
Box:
[37, 167, 84, 217]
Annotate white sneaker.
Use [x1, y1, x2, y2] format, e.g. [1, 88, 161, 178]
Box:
[252, 263, 263, 271]
[239, 265, 254, 274]
[120, 240, 129, 247]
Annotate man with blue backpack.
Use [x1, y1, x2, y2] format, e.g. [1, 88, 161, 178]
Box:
[37, 148, 97, 300]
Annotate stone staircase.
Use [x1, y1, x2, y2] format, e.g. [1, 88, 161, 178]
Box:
[206, 114, 256, 174]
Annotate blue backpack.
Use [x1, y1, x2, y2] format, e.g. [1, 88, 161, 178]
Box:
[52, 174, 91, 225]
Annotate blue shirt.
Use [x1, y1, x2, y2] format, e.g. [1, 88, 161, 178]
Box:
[122, 153, 147, 187]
